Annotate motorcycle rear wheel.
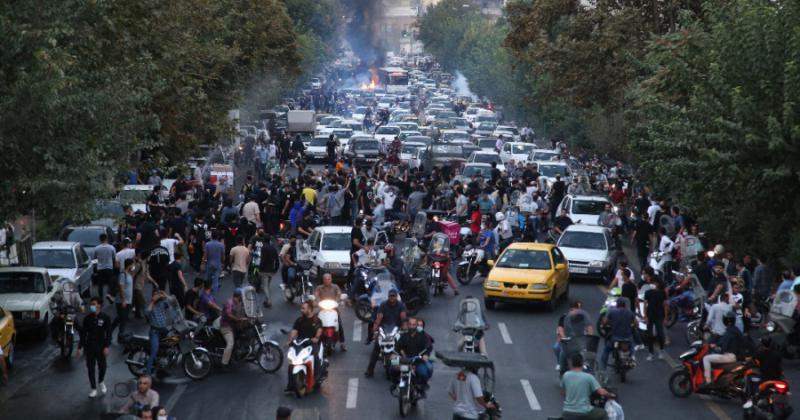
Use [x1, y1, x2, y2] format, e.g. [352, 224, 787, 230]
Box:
[284, 287, 296, 303]
[127, 349, 149, 377]
[182, 349, 212, 380]
[456, 265, 473, 285]
[668, 370, 693, 398]
[685, 320, 702, 345]
[665, 308, 678, 328]
[59, 332, 74, 359]
[355, 300, 373, 322]
[257, 342, 283, 373]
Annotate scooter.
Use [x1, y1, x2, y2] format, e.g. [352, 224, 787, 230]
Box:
[317, 297, 344, 357]
[668, 340, 752, 400]
[286, 337, 327, 397]
[743, 378, 793, 420]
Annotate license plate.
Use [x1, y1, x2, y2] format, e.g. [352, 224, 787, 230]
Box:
[432, 269, 440, 278]
[503, 290, 526, 296]
[570, 267, 588, 274]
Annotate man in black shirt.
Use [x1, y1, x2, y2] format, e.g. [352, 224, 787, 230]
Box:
[78, 297, 112, 397]
[630, 212, 652, 270]
[365, 290, 407, 378]
[643, 280, 668, 360]
[396, 318, 433, 391]
[549, 174, 566, 216]
[347, 217, 365, 287]
[553, 209, 573, 235]
[184, 278, 203, 320]
[285, 301, 323, 393]
[148, 245, 170, 291]
[326, 134, 338, 166]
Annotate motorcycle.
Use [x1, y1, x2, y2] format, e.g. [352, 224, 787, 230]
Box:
[668, 340, 751, 399]
[378, 325, 401, 379]
[546, 392, 623, 420]
[453, 297, 488, 354]
[393, 352, 428, 417]
[559, 335, 601, 379]
[609, 339, 635, 383]
[192, 318, 283, 374]
[284, 258, 315, 304]
[50, 280, 82, 359]
[123, 320, 212, 380]
[437, 351, 503, 420]
[766, 289, 800, 359]
[354, 265, 402, 322]
[427, 232, 451, 296]
[664, 269, 706, 328]
[286, 337, 327, 397]
[317, 297, 344, 357]
[457, 245, 487, 286]
[743, 378, 793, 420]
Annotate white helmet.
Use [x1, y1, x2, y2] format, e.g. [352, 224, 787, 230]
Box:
[495, 212, 505, 222]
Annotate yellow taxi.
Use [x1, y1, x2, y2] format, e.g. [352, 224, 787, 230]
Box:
[0, 304, 15, 369]
[483, 242, 570, 311]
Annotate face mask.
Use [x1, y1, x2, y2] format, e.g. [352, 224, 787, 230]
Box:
[89, 305, 97, 313]
[158, 416, 168, 420]
[416, 326, 424, 333]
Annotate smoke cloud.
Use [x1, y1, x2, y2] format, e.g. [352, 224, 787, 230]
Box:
[453, 71, 475, 98]
[342, 0, 386, 68]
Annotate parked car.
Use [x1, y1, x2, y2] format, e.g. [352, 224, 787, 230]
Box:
[0, 305, 15, 368]
[0, 267, 59, 338]
[556, 224, 621, 283]
[58, 225, 115, 257]
[483, 243, 570, 311]
[31, 241, 95, 296]
[307, 227, 352, 285]
[499, 142, 536, 164]
[430, 144, 466, 166]
[467, 151, 505, 172]
[345, 138, 382, 169]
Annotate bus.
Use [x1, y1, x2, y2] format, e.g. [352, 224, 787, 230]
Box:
[378, 67, 409, 94]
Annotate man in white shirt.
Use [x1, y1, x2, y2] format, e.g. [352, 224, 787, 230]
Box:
[495, 135, 505, 153]
[647, 201, 661, 226]
[115, 238, 136, 269]
[159, 231, 183, 263]
[241, 196, 261, 228]
[658, 227, 674, 284]
[705, 292, 733, 337]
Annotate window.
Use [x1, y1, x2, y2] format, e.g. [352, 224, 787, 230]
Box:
[552, 248, 566, 264]
[0, 272, 46, 294]
[321, 233, 351, 251]
[33, 250, 76, 269]
[496, 249, 552, 270]
[558, 232, 607, 251]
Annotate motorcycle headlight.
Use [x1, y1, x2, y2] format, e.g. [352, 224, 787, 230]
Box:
[485, 281, 501, 288]
[766, 321, 775, 332]
[589, 260, 604, 268]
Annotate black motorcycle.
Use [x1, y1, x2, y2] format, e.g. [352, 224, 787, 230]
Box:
[192, 318, 283, 374]
[284, 260, 314, 304]
[51, 303, 79, 359]
[122, 323, 212, 381]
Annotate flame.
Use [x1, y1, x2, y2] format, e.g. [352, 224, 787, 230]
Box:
[360, 80, 377, 91]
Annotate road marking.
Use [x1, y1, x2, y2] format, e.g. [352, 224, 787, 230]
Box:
[353, 320, 363, 342]
[165, 383, 187, 412]
[346, 377, 359, 409]
[498, 322, 513, 344]
[520, 379, 541, 411]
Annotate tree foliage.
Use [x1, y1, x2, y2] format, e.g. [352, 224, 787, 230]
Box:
[629, 0, 800, 259]
[0, 0, 306, 226]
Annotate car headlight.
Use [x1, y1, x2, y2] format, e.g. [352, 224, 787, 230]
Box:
[589, 260, 605, 268]
[530, 283, 549, 290]
[766, 321, 775, 332]
[485, 281, 501, 288]
[323, 262, 341, 269]
[21, 310, 40, 320]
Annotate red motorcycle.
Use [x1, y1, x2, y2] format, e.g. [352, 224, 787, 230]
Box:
[668, 341, 752, 400]
[744, 379, 793, 419]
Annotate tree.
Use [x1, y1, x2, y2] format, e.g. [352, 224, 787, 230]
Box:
[629, 0, 800, 259]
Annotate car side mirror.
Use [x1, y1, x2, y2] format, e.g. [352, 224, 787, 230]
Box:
[487, 260, 495, 267]
[556, 263, 567, 270]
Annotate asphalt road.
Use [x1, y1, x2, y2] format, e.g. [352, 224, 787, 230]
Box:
[2, 162, 798, 420]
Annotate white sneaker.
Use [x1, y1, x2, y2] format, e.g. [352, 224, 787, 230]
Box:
[634, 344, 645, 351]
[99, 382, 107, 394]
[555, 364, 560, 371]
[646, 354, 654, 361]
[89, 389, 98, 398]
[657, 352, 665, 360]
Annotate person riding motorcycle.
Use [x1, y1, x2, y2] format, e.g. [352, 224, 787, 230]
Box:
[220, 288, 249, 370]
[700, 310, 742, 389]
[365, 289, 407, 378]
[556, 301, 595, 374]
[599, 298, 635, 372]
[314, 273, 346, 352]
[285, 301, 323, 394]
[395, 317, 434, 396]
[561, 353, 616, 420]
[426, 233, 459, 296]
[494, 212, 514, 254]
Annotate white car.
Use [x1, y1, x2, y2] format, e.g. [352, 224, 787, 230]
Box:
[493, 125, 520, 141]
[374, 125, 401, 143]
[556, 225, 621, 282]
[31, 241, 95, 296]
[556, 195, 612, 226]
[499, 142, 537, 164]
[527, 148, 561, 163]
[456, 163, 493, 185]
[307, 227, 353, 284]
[0, 267, 59, 335]
[535, 160, 572, 191]
[467, 151, 505, 172]
[351, 106, 369, 123]
[316, 118, 344, 136]
[306, 137, 330, 161]
[440, 130, 470, 143]
[119, 184, 152, 213]
[400, 142, 428, 170]
[340, 120, 365, 137]
[396, 122, 419, 132]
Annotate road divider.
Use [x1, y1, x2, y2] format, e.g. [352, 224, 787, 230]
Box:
[498, 322, 513, 344]
[346, 378, 359, 409]
[520, 379, 541, 411]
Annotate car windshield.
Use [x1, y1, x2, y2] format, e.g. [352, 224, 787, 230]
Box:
[559, 232, 607, 250]
[431, 144, 463, 157]
[344, 123, 362, 131]
[64, 229, 102, 247]
[321, 233, 351, 251]
[442, 132, 467, 141]
[311, 138, 328, 146]
[0, 272, 46, 294]
[538, 164, 569, 178]
[319, 117, 339, 125]
[354, 107, 368, 113]
[402, 145, 423, 154]
[496, 249, 552, 270]
[119, 189, 150, 203]
[93, 201, 124, 218]
[473, 154, 500, 164]
[376, 126, 400, 135]
[462, 166, 491, 179]
[332, 130, 352, 138]
[477, 123, 497, 131]
[511, 144, 535, 154]
[477, 139, 496, 148]
[534, 151, 559, 161]
[572, 200, 607, 215]
[354, 141, 379, 151]
[33, 249, 76, 269]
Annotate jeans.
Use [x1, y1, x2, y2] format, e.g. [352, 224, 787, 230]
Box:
[231, 270, 246, 288]
[415, 360, 433, 383]
[147, 328, 166, 374]
[553, 341, 566, 368]
[221, 325, 235, 365]
[600, 336, 632, 370]
[85, 348, 107, 389]
[112, 304, 130, 340]
[702, 352, 736, 383]
[206, 265, 221, 292]
[95, 269, 114, 299]
[646, 317, 665, 353]
[286, 267, 297, 287]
